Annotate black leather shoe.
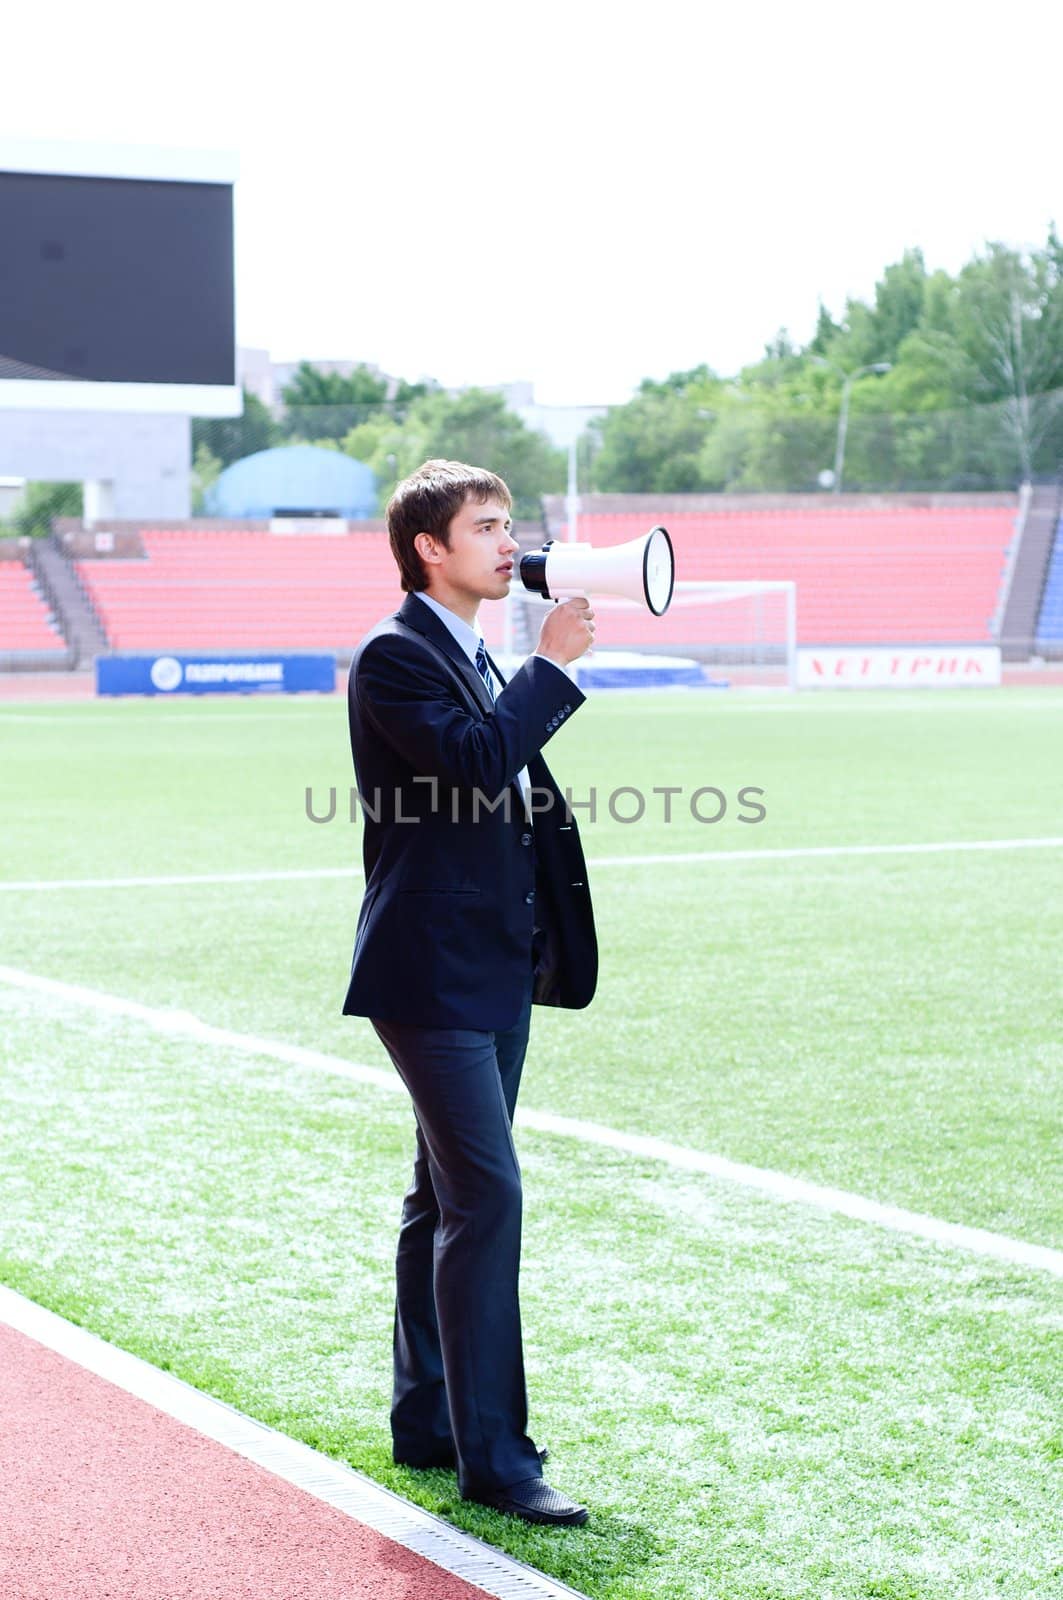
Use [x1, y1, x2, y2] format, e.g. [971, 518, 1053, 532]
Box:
[395, 1445, 549, 1470]
[467, 1476, 587, 1527]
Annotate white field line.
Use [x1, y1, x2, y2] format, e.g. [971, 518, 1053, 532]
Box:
[0, 962, 1060, 1280]
[589, 836, 1063, 867]
[0, 866, 365, 892]
[0, 705, 337, 722]
[0, 711, 333, 725]
[2, 688, 1061, 721]
[0, 1287, 588, 1600]
[2, 835, 1062, 893]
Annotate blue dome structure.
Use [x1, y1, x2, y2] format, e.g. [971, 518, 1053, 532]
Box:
[205, 445, 376, 519]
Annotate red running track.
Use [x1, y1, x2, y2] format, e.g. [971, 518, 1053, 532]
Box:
[0, 1324, 486, 1600]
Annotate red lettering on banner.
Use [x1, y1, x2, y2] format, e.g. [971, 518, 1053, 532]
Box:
[797, 646, 999, 687]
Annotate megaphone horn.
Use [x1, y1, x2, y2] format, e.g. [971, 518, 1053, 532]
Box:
[519, 525, 675, 616]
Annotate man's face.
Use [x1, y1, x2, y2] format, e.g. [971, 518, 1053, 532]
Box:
[419, 495, 520, 612]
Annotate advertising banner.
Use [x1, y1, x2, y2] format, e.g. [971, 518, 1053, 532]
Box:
[796, 646, 1002, 689]
[96, 653, 336, 696]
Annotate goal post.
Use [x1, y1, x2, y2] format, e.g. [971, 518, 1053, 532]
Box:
[667, 579, 798, 689]
[503, 578, 798, 689]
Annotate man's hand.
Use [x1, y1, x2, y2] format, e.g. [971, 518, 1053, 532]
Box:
[534, 596, 596, 668]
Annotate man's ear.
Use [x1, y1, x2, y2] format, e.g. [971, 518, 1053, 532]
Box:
[414, 531, 440, 567]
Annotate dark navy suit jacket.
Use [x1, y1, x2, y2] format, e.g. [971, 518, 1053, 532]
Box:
[342, 593, 598, 1030]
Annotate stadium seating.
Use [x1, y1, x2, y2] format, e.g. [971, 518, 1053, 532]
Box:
[559, 505, 1016, 647]
[1034, 517, 1063, 648]
[75, 528, 475, 650]
[72, 502, 1017, 659]
[0, 559, 67, 652]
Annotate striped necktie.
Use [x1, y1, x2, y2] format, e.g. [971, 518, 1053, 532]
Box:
[474, 639, 495, 700]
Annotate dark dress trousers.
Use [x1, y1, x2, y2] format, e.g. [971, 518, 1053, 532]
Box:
[342, 593, 597, 1496]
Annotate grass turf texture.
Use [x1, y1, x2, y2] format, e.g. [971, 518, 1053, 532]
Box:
[0, 687, 1061, 1598]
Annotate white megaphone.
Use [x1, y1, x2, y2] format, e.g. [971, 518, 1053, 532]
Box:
[519, 525, 675, 615]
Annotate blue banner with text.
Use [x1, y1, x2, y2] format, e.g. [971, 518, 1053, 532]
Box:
[96, 653, 336, 696]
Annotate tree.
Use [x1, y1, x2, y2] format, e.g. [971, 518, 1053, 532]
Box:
[590, 388, 715, 492]
[393, 378, 433, 416]
[697, 389, 834, 492]
[872, 250, 930, 363]
[950, 240, 1063, 479]
[637, 364, 718, 399]
[190, 443, 224, 513]
[5, 481, 84, 538]
[192, 389, 280, 468]
[807, 301, 843, 357]
[334, 415, 409, 506]
[841, 250, 929, 369]
[280, 361, 390, 442]
[589, 367, 722, 492]
[338, 389, 565, 516]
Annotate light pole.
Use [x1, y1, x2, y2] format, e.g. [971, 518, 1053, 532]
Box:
[814, 359, 891, 492]
[565, 436, 580, 543]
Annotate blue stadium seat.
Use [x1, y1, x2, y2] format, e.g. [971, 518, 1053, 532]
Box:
[1035, 517, 1063, 645]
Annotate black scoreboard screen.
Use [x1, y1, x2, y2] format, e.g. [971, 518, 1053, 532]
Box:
[0, 169, 235, 387]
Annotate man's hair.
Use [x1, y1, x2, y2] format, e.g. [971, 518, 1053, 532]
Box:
[386, 459, 512, 593]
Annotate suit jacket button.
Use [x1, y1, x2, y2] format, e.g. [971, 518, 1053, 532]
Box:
[525, 890, 535, 904]
[521, 832, 532, 846]
[564, 703, 571, 712]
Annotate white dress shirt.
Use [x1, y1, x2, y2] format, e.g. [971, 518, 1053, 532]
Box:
[413, 590, 570, 818]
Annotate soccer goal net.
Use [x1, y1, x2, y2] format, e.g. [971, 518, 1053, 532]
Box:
[503, 579, 797, 688]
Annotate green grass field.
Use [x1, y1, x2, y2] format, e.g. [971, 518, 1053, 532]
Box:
[1, 685, 1061, 1599]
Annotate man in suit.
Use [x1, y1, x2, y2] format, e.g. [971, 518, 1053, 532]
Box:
[342, 459, 598, 1527]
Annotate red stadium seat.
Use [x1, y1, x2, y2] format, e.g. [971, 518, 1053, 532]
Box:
[557, 506, 1014, 646]
[0, 561, 67, 651]
[77, 529, 419, 652]
[74, 505, 1016, 656]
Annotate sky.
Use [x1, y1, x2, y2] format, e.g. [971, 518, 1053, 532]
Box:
[3, 0, 1060, 406]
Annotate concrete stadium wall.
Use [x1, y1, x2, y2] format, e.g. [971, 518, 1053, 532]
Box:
[0, 411, 191, 519]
